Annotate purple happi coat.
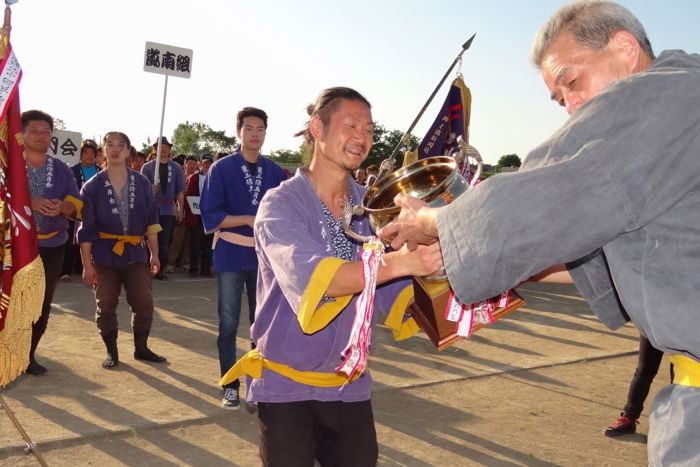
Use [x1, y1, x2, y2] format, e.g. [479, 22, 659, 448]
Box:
[78, 170, 161, 266]
[248, 167, 418, 403]
[32, 156, 81, 247]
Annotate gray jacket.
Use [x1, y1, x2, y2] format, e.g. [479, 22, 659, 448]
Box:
[437, 50, 700, 361]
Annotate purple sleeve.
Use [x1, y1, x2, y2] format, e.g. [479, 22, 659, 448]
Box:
[254, 187, 335, 314]
[200, 161, 229, 233]
[173, 163, 186, 193]
[145, 174, 160, 227]
[77, 177, 99, 244]
[375, 277, 413, 317]
[140, 161, 154, 182]
[59, 161, 80, 201]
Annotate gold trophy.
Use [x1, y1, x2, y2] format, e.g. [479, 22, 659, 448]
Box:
[343, 148, 525, 350]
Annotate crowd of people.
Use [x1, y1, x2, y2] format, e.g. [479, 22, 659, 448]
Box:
[20, 1, 700, 465]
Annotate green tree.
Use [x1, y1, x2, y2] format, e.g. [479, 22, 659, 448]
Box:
[269, 148, 302, 166]
[171, 121, 237, 156]
[140, 138, 152, 155]
[54, 118, 67, 130]
[365, 123, 419, 168]
[496, 154, 521, 169]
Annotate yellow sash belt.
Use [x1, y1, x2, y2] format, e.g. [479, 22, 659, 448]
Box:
[219, 349, 361, 387]
[37, 231, 58, 240]
[671, 354, 700, 387]
[98, 232, 143, 256]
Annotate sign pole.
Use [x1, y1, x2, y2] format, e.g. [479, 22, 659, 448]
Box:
[154, 73, 169, 187]
[144, 40, 192, 185]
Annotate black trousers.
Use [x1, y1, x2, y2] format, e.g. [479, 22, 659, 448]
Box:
[257, 400, 378, 467]
[30, 244, 66, 360]
[94, 263, 155, 334]
[188, 225, 212, 274]
[623, 334, 664, 419]
[60, 220, 81, 276]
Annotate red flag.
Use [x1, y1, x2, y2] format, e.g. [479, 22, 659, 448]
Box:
[0, 41, 46, 386]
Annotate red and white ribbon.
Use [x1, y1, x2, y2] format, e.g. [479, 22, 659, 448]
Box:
[336, 239, 384, 380]
[447, 290, 512, 338]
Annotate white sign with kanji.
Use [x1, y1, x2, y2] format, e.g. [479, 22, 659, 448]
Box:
[49, 129, 82, 167]
[143, 42, 193, 79]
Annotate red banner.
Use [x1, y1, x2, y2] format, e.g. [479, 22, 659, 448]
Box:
[0, 43, 45, 386]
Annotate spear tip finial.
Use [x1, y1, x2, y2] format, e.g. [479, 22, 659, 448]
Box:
[462, 33, 476, 51]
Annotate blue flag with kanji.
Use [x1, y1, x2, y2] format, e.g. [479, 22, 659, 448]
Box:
[417, 76, 471, 160]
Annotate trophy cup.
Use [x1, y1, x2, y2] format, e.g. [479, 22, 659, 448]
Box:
[343, 147, 525, 350]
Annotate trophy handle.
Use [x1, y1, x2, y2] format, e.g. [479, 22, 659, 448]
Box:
[374, 157, 396, 185]
[455, 138, 483, 187]
[342, 200, 373, 243]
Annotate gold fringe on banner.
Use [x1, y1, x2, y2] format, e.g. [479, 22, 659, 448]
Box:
[402, 149, 418, 167]
[0, 256, 45, 386]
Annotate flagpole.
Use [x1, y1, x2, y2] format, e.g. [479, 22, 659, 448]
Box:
[153, 73, 169, 187]
[1, 3, 49, 463]
[388, 34, 476, 165]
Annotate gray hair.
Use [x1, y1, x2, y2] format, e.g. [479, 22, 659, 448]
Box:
[530, 0, 654, 68]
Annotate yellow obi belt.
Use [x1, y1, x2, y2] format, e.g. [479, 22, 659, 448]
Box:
[220, 349, 361, 388]
[671, 354, 700, 388]
[98, 232, 144, 256]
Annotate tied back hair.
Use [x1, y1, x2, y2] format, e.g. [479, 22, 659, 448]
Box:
[295, 87, 371, 166]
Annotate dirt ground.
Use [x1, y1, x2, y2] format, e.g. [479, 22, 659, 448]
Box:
[0, 275, 664, 466]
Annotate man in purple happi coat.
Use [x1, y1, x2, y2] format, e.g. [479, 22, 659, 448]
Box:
[22, 110, 82, 376]
[200, 107, 287, 411]
[79, 131, 165, 368]
[220, 88, 443, 466]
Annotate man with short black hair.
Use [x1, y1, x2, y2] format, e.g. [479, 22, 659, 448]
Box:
[22, 109, 82, 375]
[140, 137, 185, 280]
[185, 155, 214, 277]
[131, 151, 146, 172]
[200, 107, 287, 409]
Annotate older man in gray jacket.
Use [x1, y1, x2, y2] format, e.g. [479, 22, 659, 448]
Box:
[381, 2, 700, 465]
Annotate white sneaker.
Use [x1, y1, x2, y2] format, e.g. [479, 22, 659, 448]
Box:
[165, 265, 175, 274]
[222, 388, 240, 410]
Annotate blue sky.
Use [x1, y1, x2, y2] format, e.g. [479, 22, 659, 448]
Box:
[10, 1, 700, 163]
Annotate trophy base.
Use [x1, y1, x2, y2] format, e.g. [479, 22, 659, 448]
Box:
[408, 276, 526, 351]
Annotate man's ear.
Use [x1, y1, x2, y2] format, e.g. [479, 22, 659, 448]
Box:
[310, 116, 323, 140]
[610, 30, 641, 73]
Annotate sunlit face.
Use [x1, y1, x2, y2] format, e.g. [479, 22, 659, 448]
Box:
[22, 120, 53, 153]
[103, 134, 129, 166]
[201, 159, 213, 174]
[237, 116, 266, 153]
[158, 144, 171, 161]
[132, 156, 145, 171]
[184, 159, 197, 175]
[355, 168, 366, 183]
[314, 99, 373, 172]
[541, 31, 632, 115]
[80, 148, 96, 166]
[96, 149, 105, 167]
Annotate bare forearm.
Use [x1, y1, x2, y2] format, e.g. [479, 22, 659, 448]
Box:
[146, 233, 158, 257]
[528, 264, 573, 284]
[79, 242, 93, 267]
[325, 252, 407, 297]
[419, 207, 439, 238]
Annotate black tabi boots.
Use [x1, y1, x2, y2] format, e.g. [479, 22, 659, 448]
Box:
[133, 330, 167, 363]
[100, 331, 119, 369]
